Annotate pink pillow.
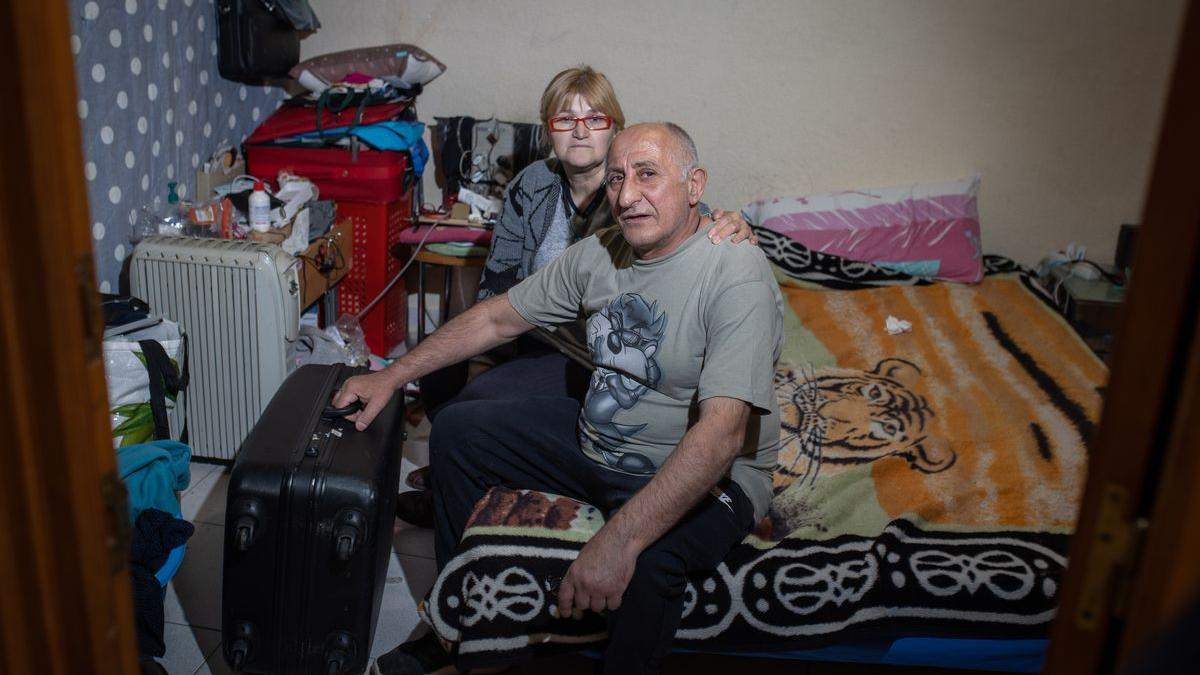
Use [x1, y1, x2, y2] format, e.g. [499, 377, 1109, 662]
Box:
[744, 177, 983, 283]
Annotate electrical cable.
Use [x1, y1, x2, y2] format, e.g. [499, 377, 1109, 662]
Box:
[1073, 258, 1126, 285]
[292, 234, 346, 275]
[1044, 258, 1125, 316]
[353, 222, 439, 321]
[455, 117, 473, 186]
[482, 120, 497, 185]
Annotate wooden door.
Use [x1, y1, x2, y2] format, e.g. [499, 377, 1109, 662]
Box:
[1044, 0, 1200, 672]
[0, 0, 140, 673]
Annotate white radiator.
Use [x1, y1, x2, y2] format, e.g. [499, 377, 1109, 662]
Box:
[130, 236, 300, 461]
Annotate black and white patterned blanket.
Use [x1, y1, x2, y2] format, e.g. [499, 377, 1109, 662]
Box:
[424, 513, 1067, 668]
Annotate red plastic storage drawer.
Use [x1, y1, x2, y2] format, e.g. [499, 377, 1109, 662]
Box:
[336, 200, 412, 356]
[247, 145, 413, 203]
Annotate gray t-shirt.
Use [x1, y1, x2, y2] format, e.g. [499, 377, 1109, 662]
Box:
[508, 222, 784, 520]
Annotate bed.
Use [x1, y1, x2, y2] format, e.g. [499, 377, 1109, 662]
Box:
[417, 229, 1104, 672]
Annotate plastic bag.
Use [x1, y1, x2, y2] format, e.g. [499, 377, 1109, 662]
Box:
[287, 315, 370, 370]
[131, 191, 208, 242]
[188, 198, 236, 238]
[103, 319, 187, 448]
[288, 324, 352, 369]
[130, 197, 167, 243]
[335, 314, 370, 367]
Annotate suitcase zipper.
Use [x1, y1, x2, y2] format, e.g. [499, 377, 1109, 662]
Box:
[289, 366, 345, 671]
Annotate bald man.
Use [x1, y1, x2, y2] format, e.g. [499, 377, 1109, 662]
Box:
[342, 123, 783, 675]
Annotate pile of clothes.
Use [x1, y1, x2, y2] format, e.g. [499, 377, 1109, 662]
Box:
[243, 43, 446, 206]
[102, 295, 195, 663]
[120, 440, 194, 660]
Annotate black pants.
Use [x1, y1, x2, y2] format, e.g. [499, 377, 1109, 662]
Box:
[420, 341, 590, 423]
[429, 397, 755, 675]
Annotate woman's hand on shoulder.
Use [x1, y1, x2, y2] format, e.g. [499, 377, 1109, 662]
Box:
[708, 209, 758, 246]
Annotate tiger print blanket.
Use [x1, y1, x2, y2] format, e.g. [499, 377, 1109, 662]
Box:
[421, 236, 1104, 668]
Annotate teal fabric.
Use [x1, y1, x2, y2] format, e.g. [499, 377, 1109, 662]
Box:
[876, 259, 941, 277]
[297, 120, 429, 175]
[116, 440, 192, 525]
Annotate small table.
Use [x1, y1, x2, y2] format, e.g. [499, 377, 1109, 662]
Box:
[1043, 263, 1127, 363]
[297, 220, 353, 326]
[391, 223, 493, 342]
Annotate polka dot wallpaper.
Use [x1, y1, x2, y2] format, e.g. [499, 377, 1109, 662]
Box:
[70, 0, 285, 293]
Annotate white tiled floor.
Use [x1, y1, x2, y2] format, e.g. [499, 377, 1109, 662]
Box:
[158, 417, 439, 674]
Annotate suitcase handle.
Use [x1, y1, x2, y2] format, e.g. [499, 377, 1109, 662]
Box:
[322, 399, 364, 419]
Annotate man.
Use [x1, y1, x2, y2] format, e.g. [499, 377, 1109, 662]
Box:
[339, 123, 783, 675]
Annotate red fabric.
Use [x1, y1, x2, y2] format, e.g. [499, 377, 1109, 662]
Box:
[245, 101, 409, 144]
[246, 145, 410, 203]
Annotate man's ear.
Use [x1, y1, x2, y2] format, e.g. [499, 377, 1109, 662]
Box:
[687, 167, 707, 207]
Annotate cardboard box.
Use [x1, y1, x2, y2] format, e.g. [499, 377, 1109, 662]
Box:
[196, 153, 245, 200]
[298, 219, 353, 310]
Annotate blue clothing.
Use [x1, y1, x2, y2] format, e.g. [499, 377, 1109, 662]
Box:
[297, 120, 429, 175]
[116, 440, 191, 525]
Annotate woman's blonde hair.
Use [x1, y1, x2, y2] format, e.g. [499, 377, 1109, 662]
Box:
[539, 65, 625, 153]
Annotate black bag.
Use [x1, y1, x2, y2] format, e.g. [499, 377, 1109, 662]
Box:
[222, 363, 404, 674]
[217, 0, 304, 83]
[100, 293, 151, 328]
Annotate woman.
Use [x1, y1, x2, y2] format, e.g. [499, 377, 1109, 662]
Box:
[401, 66, 755, 522]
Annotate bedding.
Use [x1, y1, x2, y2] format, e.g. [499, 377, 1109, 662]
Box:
[419, 231, 1104, 670]
[744, 177, 984, 283]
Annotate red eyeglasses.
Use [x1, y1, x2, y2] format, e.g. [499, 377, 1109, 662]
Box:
[548, 114, 613, 132]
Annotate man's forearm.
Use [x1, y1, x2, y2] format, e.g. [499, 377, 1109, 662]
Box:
[599, 399, 749, 555]
[379, 295, 531, 388]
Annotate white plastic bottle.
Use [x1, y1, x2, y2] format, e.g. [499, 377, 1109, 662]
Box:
[249, 181, 271, 233]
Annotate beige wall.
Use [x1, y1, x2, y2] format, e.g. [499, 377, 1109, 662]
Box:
[301, 0, 1184, 266]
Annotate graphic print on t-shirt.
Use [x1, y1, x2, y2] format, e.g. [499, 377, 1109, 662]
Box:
[584, 292, 667, 474]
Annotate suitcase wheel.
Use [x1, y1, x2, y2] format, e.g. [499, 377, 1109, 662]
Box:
[333, 509, 367, 561]
[226, 622, 255, 671]
[230, 499, 265, 552]
[229, 642, 248, 672]
[323, 631, 357, 675]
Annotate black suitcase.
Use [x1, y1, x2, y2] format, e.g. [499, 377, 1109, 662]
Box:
[221, 363, 404, 674]
[217, 0, 302, 83]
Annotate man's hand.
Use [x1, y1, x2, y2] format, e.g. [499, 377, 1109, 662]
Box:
[556, 529, 637, 617]
[327, 295, 536, 432]
[555, 397, 752, 620]
[708, 208, 758, 245]
[332, 370, 402, 431]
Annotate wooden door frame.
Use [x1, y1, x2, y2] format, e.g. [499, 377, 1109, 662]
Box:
[0, 1, 1196, 673]
[0, 1, 139, 673]
[1044, 0, 1200, 672]
[1115, 295, 1200, 667]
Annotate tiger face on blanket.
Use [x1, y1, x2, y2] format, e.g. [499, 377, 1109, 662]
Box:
[773, 358, 955, 491]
